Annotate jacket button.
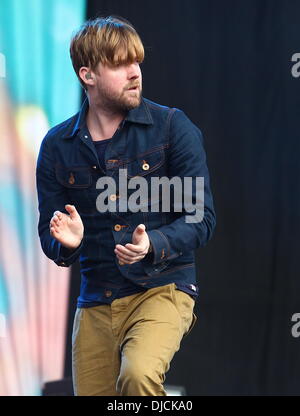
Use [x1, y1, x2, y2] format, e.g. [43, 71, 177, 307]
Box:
[114, 224, 122, 231]
[92, 165, 97, 170]
[60, 262, 66, 266]
[105, 290, 112, 298]
[110, 194, 117, 201]
[68, 173, 75, 185]
[142, 162, 149, 170]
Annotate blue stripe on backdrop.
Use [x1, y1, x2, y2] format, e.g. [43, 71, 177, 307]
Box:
[0, 0, 86, 396]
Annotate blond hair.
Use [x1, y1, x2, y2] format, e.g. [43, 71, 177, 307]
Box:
[70, 16, 145, 89]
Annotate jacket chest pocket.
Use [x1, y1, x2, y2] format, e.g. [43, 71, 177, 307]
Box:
[122, 148, 168, 214]
[55, 164, 96, 213]
[126, 148, 166, 180]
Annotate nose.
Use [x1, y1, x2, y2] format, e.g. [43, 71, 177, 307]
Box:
[127, 62, 140, 80]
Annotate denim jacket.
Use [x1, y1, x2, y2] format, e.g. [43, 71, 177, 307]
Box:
[36, 97, 216, 303]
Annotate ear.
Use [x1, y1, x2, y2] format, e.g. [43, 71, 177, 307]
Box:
[79, 67, 95, 88]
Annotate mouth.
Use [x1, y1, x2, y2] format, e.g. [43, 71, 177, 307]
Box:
[127, 85, 139, 91]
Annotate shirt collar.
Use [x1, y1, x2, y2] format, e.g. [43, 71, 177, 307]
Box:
[62, 96, 153, 139]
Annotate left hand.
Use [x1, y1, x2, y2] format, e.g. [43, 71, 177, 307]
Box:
[114, 224, 150, 265]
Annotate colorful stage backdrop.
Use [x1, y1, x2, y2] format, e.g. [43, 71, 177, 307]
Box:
[0, 0, 85, 395]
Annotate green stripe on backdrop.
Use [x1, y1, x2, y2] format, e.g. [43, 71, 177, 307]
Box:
[0, 0, 86, 126]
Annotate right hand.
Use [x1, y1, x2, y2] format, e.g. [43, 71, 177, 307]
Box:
[49, 204, 84, 250]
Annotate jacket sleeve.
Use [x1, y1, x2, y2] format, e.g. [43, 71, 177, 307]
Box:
[36, 133, 83, 267]
[142, 108, 216, 268]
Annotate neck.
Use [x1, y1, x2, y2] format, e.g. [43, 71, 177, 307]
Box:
[86, 97, 126, 141]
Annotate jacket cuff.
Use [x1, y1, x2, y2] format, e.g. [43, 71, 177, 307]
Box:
[146, 229, 182, 265]
[54, 240, 83, 267]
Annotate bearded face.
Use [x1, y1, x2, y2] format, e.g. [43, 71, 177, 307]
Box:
[93, 61, 142, 112]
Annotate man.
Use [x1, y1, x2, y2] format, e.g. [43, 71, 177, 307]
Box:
[36, 16, 216, 396]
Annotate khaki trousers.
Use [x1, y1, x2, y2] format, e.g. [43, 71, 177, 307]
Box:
[72, 282, 197, 396]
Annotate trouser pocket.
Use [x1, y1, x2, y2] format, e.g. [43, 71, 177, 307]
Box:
[185, 312, 197, 337]
[170, 283, 198, 338]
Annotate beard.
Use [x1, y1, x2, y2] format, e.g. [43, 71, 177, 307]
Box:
[96, 81, 142, 113]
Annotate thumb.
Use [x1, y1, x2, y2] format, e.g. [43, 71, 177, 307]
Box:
[65, 204, 79, 219]
[136, 224, 146, 233]
[132, 224, 146, 245]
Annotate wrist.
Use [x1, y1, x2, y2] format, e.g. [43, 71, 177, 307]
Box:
[63, 238, 82, 251]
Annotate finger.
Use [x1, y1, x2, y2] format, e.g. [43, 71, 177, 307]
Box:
[50, 217, 60, 228]
[50, 216, 61, 227]
[115, 254, 126, 265]
[119, 257, 144, 265]
[115, 248, 137, 259]
[50, 221, 60, 231]
[135, 223, 146, 233]
[53, 215, 60, 224]
[117, 257, 133, 265]
[124, 243, 146, 253]
[115, 244, 143, 257]
[131, 255, 146, 263]
[115, 251, 133, 262]
[117, 248, 148, 260]
[115, 250, 138, 263]
[53, 211, 63, 220]
[116, 252, 145, 263]
[50, 226, 60, 236]
[65, 204, 79, 220]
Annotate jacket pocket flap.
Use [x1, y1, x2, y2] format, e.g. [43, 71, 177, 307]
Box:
[126, 149, 165, 178]
[55, 165, 92, 188]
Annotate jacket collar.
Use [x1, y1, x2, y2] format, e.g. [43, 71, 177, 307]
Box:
[62, 96, 153, 139]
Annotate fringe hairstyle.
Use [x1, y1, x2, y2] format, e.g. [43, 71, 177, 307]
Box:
[70, 16, 144, 89]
